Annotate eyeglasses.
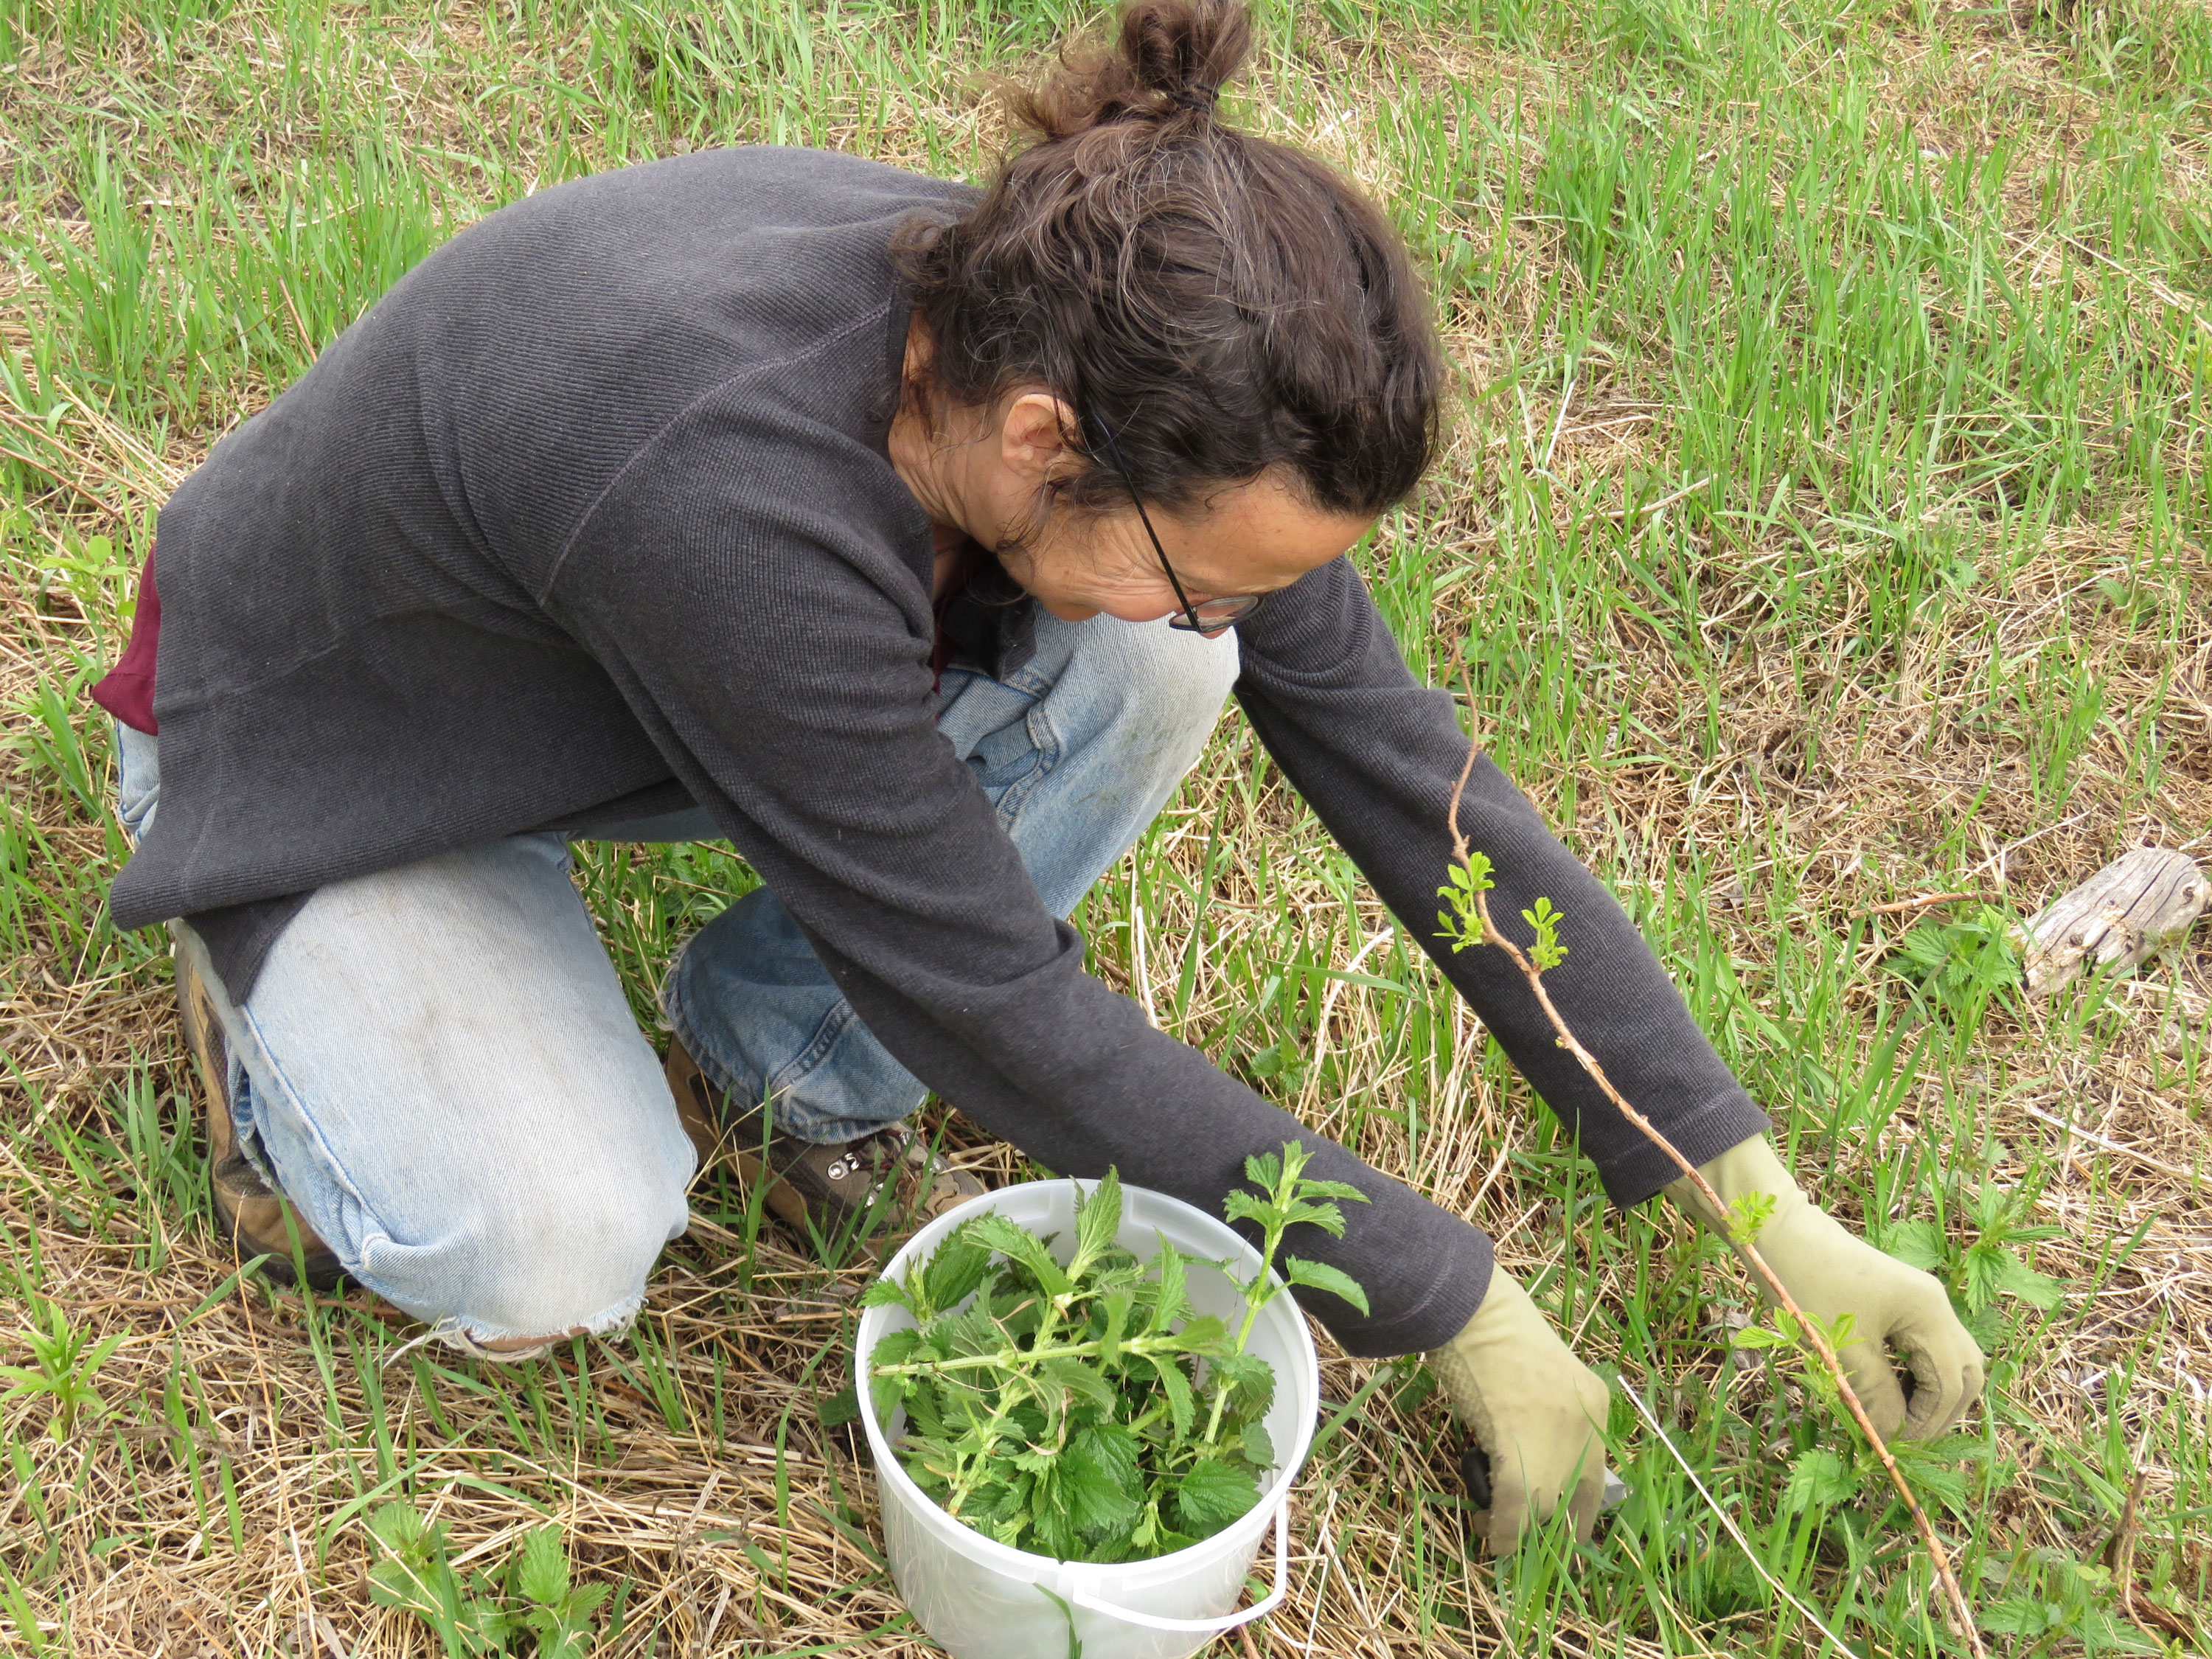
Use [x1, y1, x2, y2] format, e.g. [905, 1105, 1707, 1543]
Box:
[1092, 420, 1264, 638]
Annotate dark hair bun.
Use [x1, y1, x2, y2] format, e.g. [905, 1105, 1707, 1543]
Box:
[897, 0, 1442, 521]
[1015, 0, 1253, 139]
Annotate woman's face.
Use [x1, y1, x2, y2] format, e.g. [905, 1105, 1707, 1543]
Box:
[1002, 465, 1374, 627]
[902, 388, 1373, 625]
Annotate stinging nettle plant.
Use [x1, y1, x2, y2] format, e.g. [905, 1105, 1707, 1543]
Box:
[0, 1295, 128, 1441]
[863, 1144, 1368, 1565]
[366, 1503, 608, 1658]
[1434, 709, 1986, 1655]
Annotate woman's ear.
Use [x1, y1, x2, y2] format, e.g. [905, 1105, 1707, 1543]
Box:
[997, 392, 1084, 485]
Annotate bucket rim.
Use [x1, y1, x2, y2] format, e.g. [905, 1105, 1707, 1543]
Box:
[855, 1176, 1319, 1582]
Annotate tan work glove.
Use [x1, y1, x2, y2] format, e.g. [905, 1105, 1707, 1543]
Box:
[1425, 1264, 1611, 1553]
[1668, 1135, 1986, 1440]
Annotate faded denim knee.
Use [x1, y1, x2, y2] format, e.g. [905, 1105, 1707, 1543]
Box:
[341, 1141, 691, 1354]
[1033, 612, 1240, 787]
[1113, 613, 1243, 742]
[208, 835, 700, 1356]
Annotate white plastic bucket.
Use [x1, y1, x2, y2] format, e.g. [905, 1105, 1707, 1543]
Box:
[856, 1178, 1318, 1659]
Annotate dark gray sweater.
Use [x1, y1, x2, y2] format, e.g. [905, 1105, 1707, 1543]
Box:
[113, 147, 1767, 1356]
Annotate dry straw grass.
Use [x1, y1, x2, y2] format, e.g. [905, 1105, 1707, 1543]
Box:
[3, 1, 2211, 1655]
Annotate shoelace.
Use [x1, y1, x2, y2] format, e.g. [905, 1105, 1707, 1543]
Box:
[824, 1127, 914, 1196]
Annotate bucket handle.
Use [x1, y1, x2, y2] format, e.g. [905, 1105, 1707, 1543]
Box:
[1067, 1492, 1290, 1635]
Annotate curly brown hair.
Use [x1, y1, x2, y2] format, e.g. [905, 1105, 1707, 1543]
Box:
[894, 0, 1444, 523]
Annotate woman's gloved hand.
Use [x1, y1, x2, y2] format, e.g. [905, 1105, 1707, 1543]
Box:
[1425, 1264, 1611, 1553]
[1667, 1135, 1986, 1441]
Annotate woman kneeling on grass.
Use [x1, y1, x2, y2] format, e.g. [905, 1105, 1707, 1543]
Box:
[91, 0, 1981, 1550]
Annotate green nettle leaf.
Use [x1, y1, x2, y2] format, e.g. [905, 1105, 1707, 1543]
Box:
[1206, 1352, 1276, 1419]
[1175, 1457, 1262, 1537]
[1978, 1598, 2058, 1638]
[859, 1276, 911, 1312]
[369, 1501, 436, 1555]
[1029, 1484, 1084, 1564]
[1169, 1314, 1232, 1355]
[998, 1291, 1046, 1344]
[1148, 1242, 1189, 1332]
[462, 1596, 517, 1649]
[1284, 1256, 1371, 1315]
[1074, 1169, 1124, 1273]
[967, 1215, 1075, 1299]
[871, 1327, 921, 1368]
[515, 1526, 570, 1607]
[869, 1329, 922, 1423]
[1991, 1251, 2065, 1310]
[1096, 1288, 1133, 1363]
[1241, 1421, 1276, 1469]
[1782, 1447, 1859, 1512]
[919, 1232, 995, 1319]
[366, 1504, 464, 1632]
[1039, 1357, 1119, 1415]
[817, 1382, 861, 1429]
[1961, 1240, 2010, 1312]
[1065, 1423, 1144, 1534]
[1222, 1189, 1269, 1229]
[1281, 1199, 1349, 1238]
[1891, 1438, 1990, 1519]
[1881, 1217, 1947, 1271]
[1129, 1504, 1160, 1553]
[902, 1382, 947, 1441]
[1149, 1356, 1196, 1440]
[1905, 1460, 1975, 1516]
[366, 1556, 442, 1619]
[939, 1307, 1007, 1360]
[1296, 1178, 1367, 1203]
[1728, 1322, 1795, 1352]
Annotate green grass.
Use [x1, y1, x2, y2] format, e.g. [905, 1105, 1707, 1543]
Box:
[3, 0, 2210, 1654]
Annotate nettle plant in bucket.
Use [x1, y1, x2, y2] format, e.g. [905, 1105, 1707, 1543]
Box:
[862, 1144, 1366, 1566]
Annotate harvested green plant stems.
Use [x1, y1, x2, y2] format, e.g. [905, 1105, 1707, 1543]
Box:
[862, 1144, 1368, 1564]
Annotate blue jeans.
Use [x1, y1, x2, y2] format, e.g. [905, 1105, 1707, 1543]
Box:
[118, 613, 1237, 1350]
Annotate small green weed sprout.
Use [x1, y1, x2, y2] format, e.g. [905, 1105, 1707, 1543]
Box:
[509, 1527, 608, 1658]
[1892, 906, 2023, 1025]
[1433, 849, 1496, 953]
[1728, 1308, 1860, 1411]
[1980, 1549, 2157, 1651]
[1882, 1183, 2064, 1323]
[367, 1503, 605, 1658]
[0, 1296, 126, 1440]
[1722, 1191, 1778, 1249]
[863, 1144, 1368, 1564]
[1436, 853, 1567, 971]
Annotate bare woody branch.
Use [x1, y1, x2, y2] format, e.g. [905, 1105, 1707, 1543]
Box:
[1444, 695, 1986, 1657]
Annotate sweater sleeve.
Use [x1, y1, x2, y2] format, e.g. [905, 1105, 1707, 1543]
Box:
[1231, 557, 1770, 1206]
[548, 401, 1493, 1357]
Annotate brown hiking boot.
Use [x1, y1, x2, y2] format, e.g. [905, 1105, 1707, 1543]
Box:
[175, 944, 347, 1291]
[664, 1036, 984, 1258]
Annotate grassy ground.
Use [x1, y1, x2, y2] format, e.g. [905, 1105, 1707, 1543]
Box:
[2, 0, 2210, 1652]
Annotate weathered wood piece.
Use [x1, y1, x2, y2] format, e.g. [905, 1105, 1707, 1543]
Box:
[2022, 846, 2210, 996]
